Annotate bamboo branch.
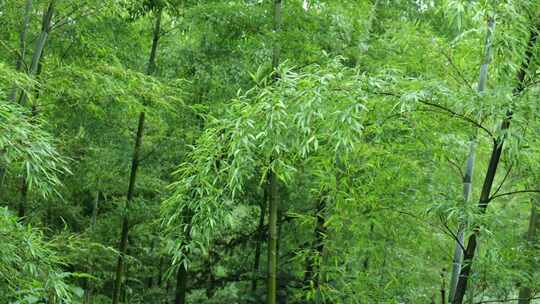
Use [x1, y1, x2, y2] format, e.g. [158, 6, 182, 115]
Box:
[438, 48, 475, 92]
[489, 163, 513, 199]
[474, 296, 540, 304]
[51, 1, 109, 32]
[0, 40, 29, 71]
[373, 91, 494, 138]
[440, 216, 466, 252]
[445, 155, 465, 180]
[489, 189, 540, 201]
[364, 108, 442, 128]
[416, 98, 494, 139]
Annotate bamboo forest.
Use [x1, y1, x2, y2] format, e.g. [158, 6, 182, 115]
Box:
[3, 0, 540, 303]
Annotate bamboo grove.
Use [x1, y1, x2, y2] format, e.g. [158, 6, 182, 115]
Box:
[1, 0, 540, 303]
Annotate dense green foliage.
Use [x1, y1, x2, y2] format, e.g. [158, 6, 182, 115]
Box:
[1, 0, 540, 303]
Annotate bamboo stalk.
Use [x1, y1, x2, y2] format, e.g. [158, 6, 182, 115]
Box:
[449, 18, 495, 301]
[9, 0, 33, 102]
[112, 112, 145, 304]
[267, 1, 283, 303]
[452, 15, 540, 304]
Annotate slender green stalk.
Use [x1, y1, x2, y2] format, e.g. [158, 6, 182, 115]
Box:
[143, 6, 164, 293]
[92, 190, 99, 226]
[441, 269, 447, 304]
[9, 0, 33, 102]
[448, 16, 495, 303]
[157, 256, 164, 286]
[303, 196, 327, 290]
[175, 259, 189, 304]
[175, 213, 192, 304]
[271, 0, 282, 74]
[267, 1, 283, 303]
[267, 170, 279, 304]
[252, 184, 268, 292]
[112, 112, 145, 304]
[147, 7, 163, 76]
[17, 177, 28, 218]
[15, 0, 55, 219]
[83, 189, 99, 304]
[19, 0, 55, 105]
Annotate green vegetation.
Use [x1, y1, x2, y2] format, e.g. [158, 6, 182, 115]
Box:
[1, 0, 540, 303]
